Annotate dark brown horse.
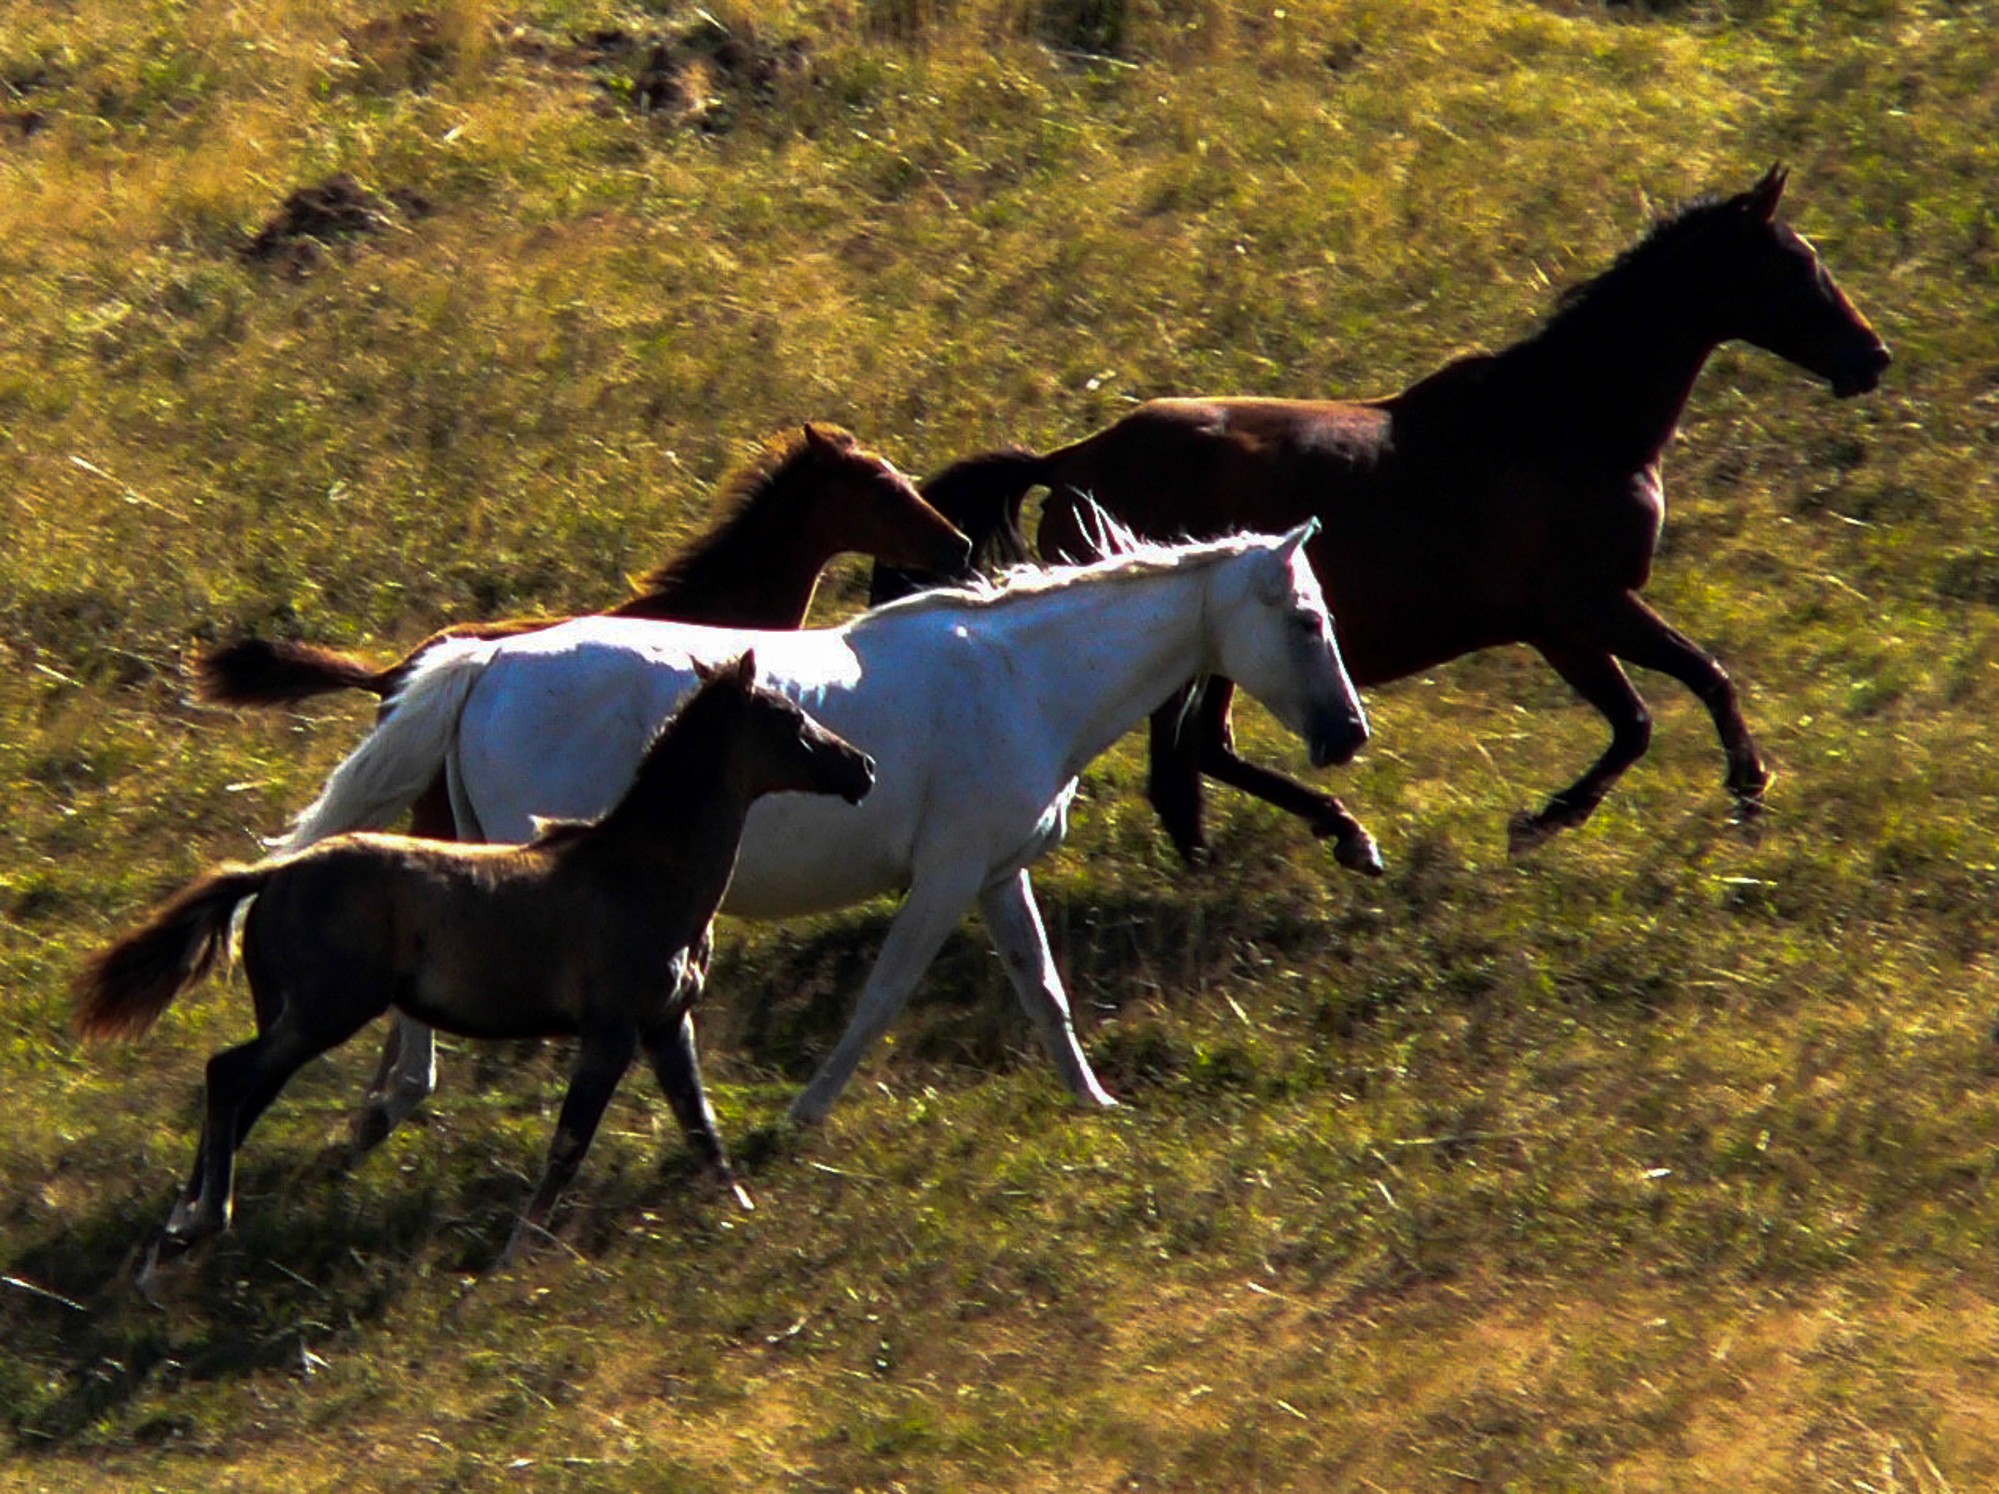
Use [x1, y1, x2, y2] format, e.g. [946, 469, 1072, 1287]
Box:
[199, 422, 971, 710]
[919, 168, 1890, 869]
[74, 654, 874, 1273]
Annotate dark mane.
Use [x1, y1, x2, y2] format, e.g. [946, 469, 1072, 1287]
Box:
[1540, 189, 1736, 328]
[630, 425, 863, 597]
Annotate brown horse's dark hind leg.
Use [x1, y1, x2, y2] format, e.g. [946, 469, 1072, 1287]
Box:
[1594, 592, 1771, 813]
[1509, 639, 1654, 856]
[503, 1023, 637, 1264]
[348, 772, 460, 1159]
[644, 1010, 753, 1211]
[1153, 680, 1383, 875]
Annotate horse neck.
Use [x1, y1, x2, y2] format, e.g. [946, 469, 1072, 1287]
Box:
[579, 715, 757, 904]
[615, 476, 839, 627]
[972, 563, 1215, 775]
[1508, 269, 1725, 471]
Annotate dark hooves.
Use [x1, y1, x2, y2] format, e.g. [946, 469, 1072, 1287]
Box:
[1506, 808, 1562, 859]
[1321, 821, 1384, 876]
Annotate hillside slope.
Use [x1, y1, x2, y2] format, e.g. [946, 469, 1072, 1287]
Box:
[4, 0, 1999, 1487]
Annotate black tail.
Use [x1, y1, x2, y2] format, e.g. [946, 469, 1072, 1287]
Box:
[73, 866, 271, 1040]
[198, 637, 395, 707]
[869, 448, 1047, 605]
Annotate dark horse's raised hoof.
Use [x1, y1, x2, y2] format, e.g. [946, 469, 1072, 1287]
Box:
[1318, 817, 1384, 876]
[1506, 807, 1564, 859]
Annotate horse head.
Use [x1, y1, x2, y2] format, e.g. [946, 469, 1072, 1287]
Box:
[1707, 166, 1891, 398]
[1210, 521, 1368, 770]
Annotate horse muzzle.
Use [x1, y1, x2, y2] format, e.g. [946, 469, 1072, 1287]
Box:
[1308, 713, 1368, 770]
[836, 753, 877, 805]
[1830, 340, 1891, 399]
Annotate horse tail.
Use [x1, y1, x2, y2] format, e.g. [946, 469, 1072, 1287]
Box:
[273, 637, 496, 854]
[197, 637, 400, 707]
[870, 448, 1049, 604]
[73, 866, 272, 1040]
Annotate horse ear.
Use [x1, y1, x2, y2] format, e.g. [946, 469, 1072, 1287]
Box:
[733, 650, 757, 687]
[692, 657, 721, 684]
[1745, 163, 1788, 220]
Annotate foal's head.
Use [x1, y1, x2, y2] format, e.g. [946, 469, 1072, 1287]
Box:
[1649, 165, 1891, 397]
[786, 424, 973, 575]
[678, 652, 875, 807]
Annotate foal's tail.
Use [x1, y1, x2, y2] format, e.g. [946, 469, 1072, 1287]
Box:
[274, 637, 496, 855]
[198, 637, 401, 707]
[73, 866, 272, 1040]
[869, 448, 1048, 605]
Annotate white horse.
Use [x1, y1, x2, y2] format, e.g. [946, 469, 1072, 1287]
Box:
[278, 523, 1366, 1146]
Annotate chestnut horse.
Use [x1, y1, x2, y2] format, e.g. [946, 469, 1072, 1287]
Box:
[918, 167, 1891, 869]
[199, 422, 971, 711]
[74, 654, 874, 1272]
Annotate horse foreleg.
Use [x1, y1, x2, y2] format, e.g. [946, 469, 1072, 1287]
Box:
[788, 863, 987, 1126]
[1511, 640, 1653, 856]
[1168, 678, 1382, 875]
[1146, 687, 1213, 864]
[1595, 592, 1770, 815]
[644, 1010, 752, 1211]
[978, 869, 1117, 1109]
[505, 1024, 637, 1264]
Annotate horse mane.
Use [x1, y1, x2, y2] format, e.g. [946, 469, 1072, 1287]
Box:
[1539, 187, 1741, 328]
[855, 515, 1268, 623]
[629, 425, 866, 597]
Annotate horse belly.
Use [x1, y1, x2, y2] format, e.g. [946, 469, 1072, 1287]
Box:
[722, 791, 913, 920]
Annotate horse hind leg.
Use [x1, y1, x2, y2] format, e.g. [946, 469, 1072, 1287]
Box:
[978, 870, 1116, 1108]
[1509, 639, 1653, 856]
[347, 775, 460, 1158]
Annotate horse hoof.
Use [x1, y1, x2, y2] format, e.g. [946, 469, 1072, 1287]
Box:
[1506, 809, 1559, 858]
[347, 1107, 394, 1161]
[1330, 825, 1384, 877]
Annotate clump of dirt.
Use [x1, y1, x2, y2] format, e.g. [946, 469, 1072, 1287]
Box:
[241, 174, 433, 276]
[509, 16, 810, 132]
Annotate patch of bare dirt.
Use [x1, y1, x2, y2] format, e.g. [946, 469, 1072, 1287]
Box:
[240, 174, 433, 276]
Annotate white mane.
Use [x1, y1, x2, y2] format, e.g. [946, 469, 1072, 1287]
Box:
[857, 506, 1276, 624]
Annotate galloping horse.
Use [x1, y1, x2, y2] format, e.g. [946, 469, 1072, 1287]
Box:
[75, 655, 874, 1269]
[199, 422, 971, 710]
[917, 167, 1891, 869]
[273, 526, 1366, 1138]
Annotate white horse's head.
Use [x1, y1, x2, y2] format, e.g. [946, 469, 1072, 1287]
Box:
[1206, 521, 1368, 768]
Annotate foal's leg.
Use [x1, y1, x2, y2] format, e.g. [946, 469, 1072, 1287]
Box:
[978, 870, 1117, 1108]
[1167, 676, 1383, 876]
[162, 1026, 327, 1248]
[1509, 638, 1653, 856]
[349, 776, 458, 1156]
[505, 1023, 637, 1263]
[789, 862, 989, 1125]
[644, 1010, 753, 1211]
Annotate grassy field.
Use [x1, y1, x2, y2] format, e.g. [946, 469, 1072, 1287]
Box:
[5, 0, 1999, 1486]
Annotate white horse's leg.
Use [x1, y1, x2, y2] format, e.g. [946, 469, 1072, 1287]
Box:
[350, 1015, 439, 1156]
[789, 863, 987, 1125]
[977, 870, 1118, 1109]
